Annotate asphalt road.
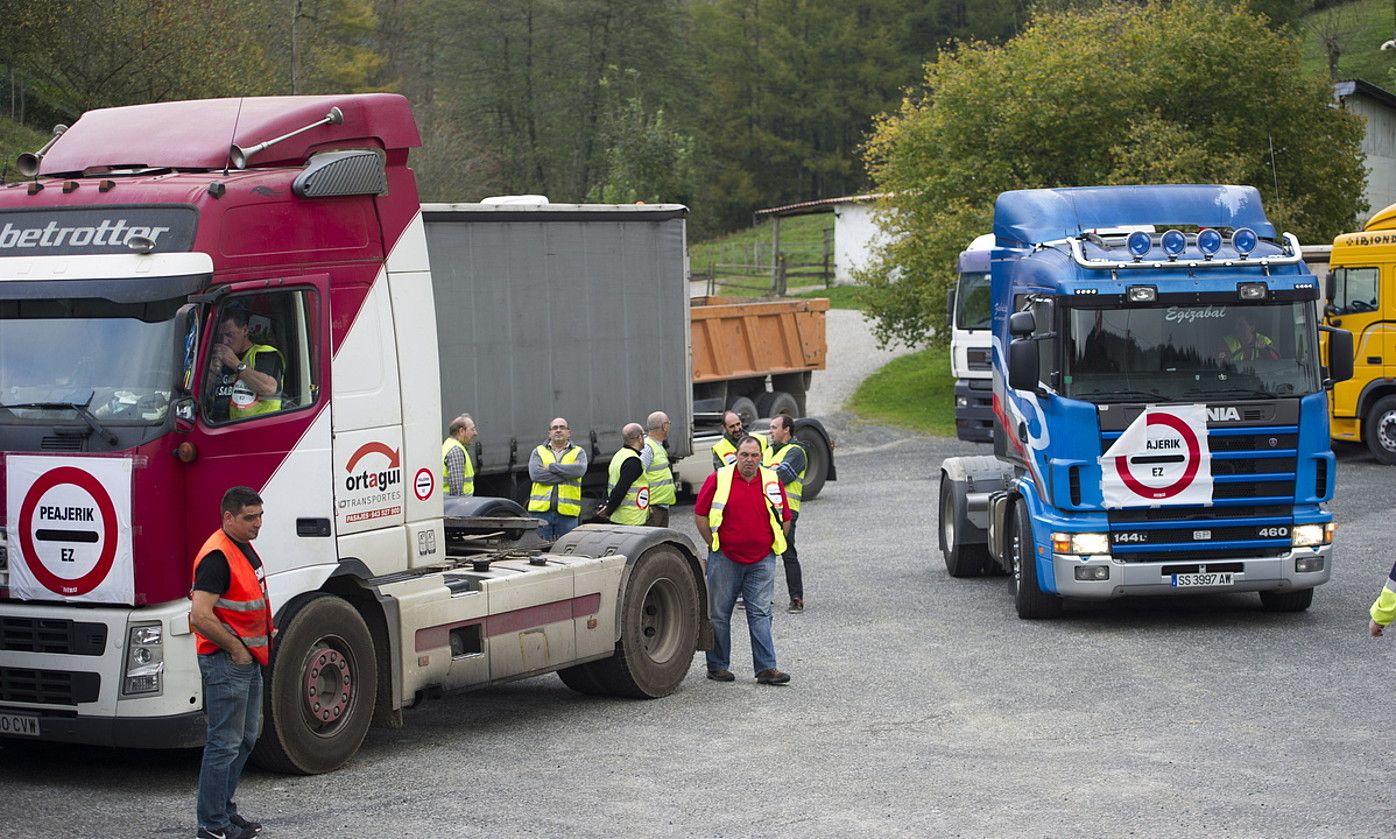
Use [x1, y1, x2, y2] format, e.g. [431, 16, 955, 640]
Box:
[3, 424, 1395, 837]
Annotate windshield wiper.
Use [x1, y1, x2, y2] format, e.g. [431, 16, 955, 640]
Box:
[0, 394, 119, 445]
[1184, 388, 1276, 400]
[1072, 389, 1165, 403]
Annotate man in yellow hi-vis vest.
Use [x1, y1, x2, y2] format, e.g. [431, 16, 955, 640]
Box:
[208, 305, 283, 422]
[599, 423, 650, 525]
[694, 436, 792, 686]
[442, 413, 477, 497]
[527, 417, 588, 540]
[641, 411, 676, 527]
[765, 414, 808, 613]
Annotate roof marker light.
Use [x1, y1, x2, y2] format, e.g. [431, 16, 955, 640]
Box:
[1126, 230, 1152, 259]
[1197, 228, 1222, 258]
[1232, 227, 1258, 257]
[1161, 229, 1187, 259]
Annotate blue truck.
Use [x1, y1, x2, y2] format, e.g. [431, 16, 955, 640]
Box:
[936, 185, 1354, 618]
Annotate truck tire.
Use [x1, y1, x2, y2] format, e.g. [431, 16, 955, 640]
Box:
[556, 661, 610, 695]
[728, 395, 759, 428]
[1010, 500, 1063, 619]
[757, 390, 800, 418]
[793, 424, 830, 500]
[1259, 588, 1314, 613]
[251, 595, 378, 775]
[1364, 395, 1396, 464]
[939, 478, 989, 577]
[590, 544, 700, 698]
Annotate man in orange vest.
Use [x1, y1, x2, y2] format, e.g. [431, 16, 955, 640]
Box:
[190, 486, 275, 839]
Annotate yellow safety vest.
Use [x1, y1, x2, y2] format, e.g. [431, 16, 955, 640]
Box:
[607, 447, 650, 525]
[763, 440, 806, 514]
[441, 437, 475, 496]
[228, 344, 284, 419]
[712, 434, 767, 470]
[707, 464, 787, 555]
[643, 437, 676, 506]
[1223, 332, 1276, 361]
[529, 444, 583, 516]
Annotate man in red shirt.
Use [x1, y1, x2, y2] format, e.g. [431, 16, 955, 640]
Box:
[694, 436, 792, 685]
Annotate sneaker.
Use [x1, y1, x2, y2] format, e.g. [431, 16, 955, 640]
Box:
[788, 597, 804, 613]
[706, 669, 735, 682]
[735, 597, 746, 610]
[197, 827, 256, 839]
[755, 668, 791, 685]
[229, 813, 263, 835]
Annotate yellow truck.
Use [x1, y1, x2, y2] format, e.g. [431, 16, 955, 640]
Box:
[1325, 203, 1396, 462]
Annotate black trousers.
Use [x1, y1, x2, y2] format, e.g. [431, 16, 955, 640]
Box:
[782, 511, 802, 599]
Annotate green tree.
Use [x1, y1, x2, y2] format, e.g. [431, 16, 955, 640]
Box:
[859, 0, 1366, 349]
[588, 70, 701, 206]
[0, 0, 275, 119]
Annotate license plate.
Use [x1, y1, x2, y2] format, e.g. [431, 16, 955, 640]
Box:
[1171, 572, 1234, 588]
[0, 712, 40, 737]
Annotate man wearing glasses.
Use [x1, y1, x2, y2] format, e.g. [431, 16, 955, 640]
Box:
[527, 417, 588, 539]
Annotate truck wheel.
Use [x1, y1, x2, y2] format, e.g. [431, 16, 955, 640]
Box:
[728, 395, 758, 428]
[939, 478, 988, 577]
[556, 662, 610, 695]
[1259, 588, 1314, 612]
[1364, 395, 1396, 464]
[1010, 500, 1062, 619]
[757, 391, 799, 418]
[591, 545, 700, 698]
[793, 424, 830, 500]
[251, 595, 378, 775]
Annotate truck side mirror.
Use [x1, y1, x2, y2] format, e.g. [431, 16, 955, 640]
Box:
[1008, 310, 1035, 337]
[946, 288, 956, 328]
[1324, 271, 1335, 304]
[1322, 326, 1354, 385]
[1007, 338, 1039, 391]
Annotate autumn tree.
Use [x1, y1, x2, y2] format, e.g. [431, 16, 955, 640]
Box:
[859, 0, 1366, 348]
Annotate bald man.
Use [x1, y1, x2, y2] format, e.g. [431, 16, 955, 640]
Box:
[599, 423, 651, 526]
[642, 411, 676, 527]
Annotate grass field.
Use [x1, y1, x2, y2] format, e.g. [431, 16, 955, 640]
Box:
[847, 347, 956, 438]
[0, 117, 49, 183]
[1299, 0, 1395, 85]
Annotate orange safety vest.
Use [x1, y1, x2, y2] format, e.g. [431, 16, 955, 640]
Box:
[191, 529, 275, 665]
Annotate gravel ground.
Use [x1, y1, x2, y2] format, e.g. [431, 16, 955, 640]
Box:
[6, 317, 1394, 838]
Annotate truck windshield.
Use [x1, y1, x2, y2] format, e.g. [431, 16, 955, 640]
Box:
[956, 273, 992, 330]
[1063, 302, 1320, 402]
[0, 298, 184, 424]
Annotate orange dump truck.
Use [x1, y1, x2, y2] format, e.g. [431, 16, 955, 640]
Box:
[690, 295, 829, 423]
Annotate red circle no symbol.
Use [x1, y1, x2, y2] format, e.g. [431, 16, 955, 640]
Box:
[1114, 412, 1201, 500]
[17, 466, 119, 596]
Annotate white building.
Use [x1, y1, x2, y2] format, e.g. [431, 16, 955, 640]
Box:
[1334, 78, 1396, 221]
[754, 192, 891, 286]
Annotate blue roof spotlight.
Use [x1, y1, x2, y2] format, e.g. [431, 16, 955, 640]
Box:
[1126, 230, 1152, 260]
[1197, 228, 1223, 258]
[1160, 229, 1187, 259]
[1232, 227, 1259, 257]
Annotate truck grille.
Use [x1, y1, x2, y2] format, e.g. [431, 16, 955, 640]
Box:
[1101, 425, 1297, 563]
[1, 617, 108, 655]
[0, 667, 100, 705]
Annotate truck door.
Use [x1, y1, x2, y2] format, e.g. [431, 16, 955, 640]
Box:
[1326, 265, 1381, 419]
[185, 278, 336, 581]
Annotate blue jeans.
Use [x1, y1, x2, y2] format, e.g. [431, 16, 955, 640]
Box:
[705, 550, 778, 675]
[536, 509, 579, 541]
[197, 651, 263, 832]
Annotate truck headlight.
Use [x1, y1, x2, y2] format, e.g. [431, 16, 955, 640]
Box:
[123, 622, 165, 697]
[1052, 532, 1110, 555]
[1291, 524, 1333, 548]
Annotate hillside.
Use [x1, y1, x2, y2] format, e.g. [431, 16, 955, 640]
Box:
[0, 117, 49, 182]
[1299, 0, 1396, 87]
